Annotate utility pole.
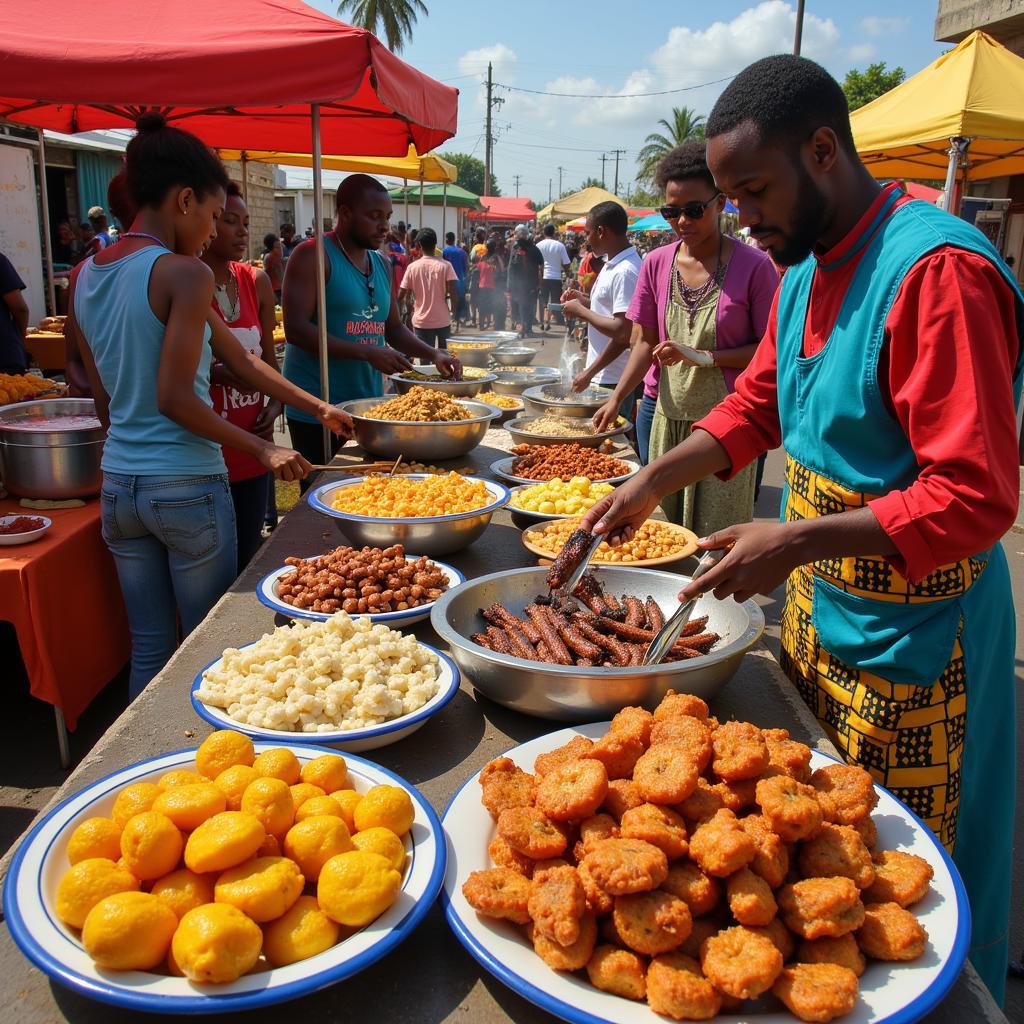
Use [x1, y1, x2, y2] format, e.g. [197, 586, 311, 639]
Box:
[610, 149, 626, 195]
[558, 166, 565, 196]
[793, 0, 805, 55]
[484, 63, 493, 198]
[513, 174, 522, 197]
[600, 153, 607, 188]
[548, 178, 552, 204]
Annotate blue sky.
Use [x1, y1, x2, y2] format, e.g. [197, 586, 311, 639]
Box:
[302, 0, 948, 200]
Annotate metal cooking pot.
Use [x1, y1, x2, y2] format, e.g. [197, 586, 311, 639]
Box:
[0, 398, 105, 499]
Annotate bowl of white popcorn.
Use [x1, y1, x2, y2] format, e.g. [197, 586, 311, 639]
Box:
[190, 612, 460, 752]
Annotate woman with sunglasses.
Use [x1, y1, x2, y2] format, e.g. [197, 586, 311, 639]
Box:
[593, 141, 777, 536]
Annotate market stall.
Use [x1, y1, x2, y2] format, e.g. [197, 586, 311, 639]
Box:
[535, 186, 627, 224]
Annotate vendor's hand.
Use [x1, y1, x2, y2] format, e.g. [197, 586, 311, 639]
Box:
[257, 443, 313, 482]
[653, 341, 712, 367]
[571, 369, 594, 394]
[678, 522, 803, 605]
[433, 349, 462, 380]
[579, 476, 660, 547]
[592, 398, 619, 434]
[560, 287, 585, 304]
[253, 399, 282, 442]
[561, 298, 584, 320]
[366, 345, 414, 375]
[316, 403, 354, 439]
[209, 360, 250, 391]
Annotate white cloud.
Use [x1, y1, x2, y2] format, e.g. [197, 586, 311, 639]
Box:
[848, 43, 877, 62]
[860, 16, 909, 36]
[457, 43, 518, 86]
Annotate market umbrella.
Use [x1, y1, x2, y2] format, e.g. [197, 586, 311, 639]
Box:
[536, 186, 627, 223]
[630, 213, 672, 232]
[466, 196, 537, 224]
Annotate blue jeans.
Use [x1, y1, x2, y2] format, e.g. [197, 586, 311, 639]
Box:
[100, 472, 237, 699]
[635, 393, 657, 465]
[230, 472, 272, 570]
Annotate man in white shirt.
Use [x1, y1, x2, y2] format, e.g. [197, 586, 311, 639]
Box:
[536, 223, 570, 331]
[561, 202, 641, 421]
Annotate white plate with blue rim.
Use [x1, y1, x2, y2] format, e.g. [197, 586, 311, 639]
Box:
[255, 554, 464, 626]
[190, 639, 460, 753]
[3, 742, 446, 1015]
[441, 722, 970, 1024]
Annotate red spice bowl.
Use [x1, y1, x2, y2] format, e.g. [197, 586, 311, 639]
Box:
[0, 514, 52, 545]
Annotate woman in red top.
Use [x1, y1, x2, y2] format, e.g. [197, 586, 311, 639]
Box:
[201, 183, 281, 567]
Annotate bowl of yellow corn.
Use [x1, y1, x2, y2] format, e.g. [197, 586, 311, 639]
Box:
[506, 476, 614, 528]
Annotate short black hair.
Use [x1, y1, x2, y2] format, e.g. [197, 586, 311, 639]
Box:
[445, 231, 455, 244]
[654, 140, 715, 192]
[419, 227, 437, 251]
[587, 201, 628, 235]
[263, 233, 278, 251]
[226, 181, 243, 200]
[707, 54, 855, 154]
[336, 173, 389, 211]
[543, 222, 555, 236]
[280, 222, 295, 233]
[125, 112, 230, 211]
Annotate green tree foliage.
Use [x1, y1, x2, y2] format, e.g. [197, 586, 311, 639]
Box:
[438, 153, 500, 197]
[636, 107, 706, 186]
[842, 61, 906, 110]
[337, 0, 427, 53]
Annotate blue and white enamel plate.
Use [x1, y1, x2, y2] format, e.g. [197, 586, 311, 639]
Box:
[191, 641, 460, 753]
[3, 742, 445, 1015]
[255, 555, 464, 626]
[442, 723, 970, 1024]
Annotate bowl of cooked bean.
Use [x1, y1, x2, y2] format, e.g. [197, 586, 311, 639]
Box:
[490, 443, 640, 486]
[341, 389, 498, 461]
[307, 473, 511, 556]
[256, 543, 465, 625]
[505, 414, 631, 448]
[390, 368, 496, 398]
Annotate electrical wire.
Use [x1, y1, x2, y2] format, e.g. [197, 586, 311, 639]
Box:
[493, 73, 735, 99]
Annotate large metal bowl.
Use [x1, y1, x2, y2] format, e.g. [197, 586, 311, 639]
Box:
[490, 347, 537, 367]
[523, 383, 611, 418]
[389, 370, 496, 398]
[308, 475, 510, 557]
[447, 339, 502, 368]
[340, 398, 497, 460]
[0, 398, 105, 498]
[505, 415, 631, 449]
[490, 369, 560, 397]
[431, 566, 764, 719]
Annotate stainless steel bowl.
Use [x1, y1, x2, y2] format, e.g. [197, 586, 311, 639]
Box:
[457, 331, 521, 343]
[478, 399, 525, 425]
[523, 383, 611, 418]
[308, 475, 511, 557]
[505, 415, 631, 449]
[389, 370, 496, 398]
[491, 347, 537, 367]
[340, 398, 497, 461]
[490, 370, 560, 397]
[431, 566, 764, 719]
[0, 398, 105, 499]
[490, 456, 641, 487]
[447, 340, 502, 368]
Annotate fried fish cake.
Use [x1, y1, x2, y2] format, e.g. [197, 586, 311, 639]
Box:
[661, 861, 721, 917]
[529, 913, 597, 971]
[583, 730, 645, 781]
[797, 933, 866, 977]
[798, 823, 876, 890]
[689, 809, 757, 878]
[497, 807, 568, 860]
[851, 814, 878, 850]
[726, 866, 778, 926]
[488, 835, 536, 877]
[528, 864, 586, 947]
[739, 813, 790, 889]
[773, 962, 859, 1022]
[711, 721, 769, 781]
[609, 705, 654, 747]
[581, 838, 668, 896]
[714, 777, 759, 814]
[462, 867, 531, 924]
[534, 735, 595, 776]
[633, 743, 700, 805]
[574, 813, 620, 861]
[577, 858, 614, 915]
[647, 952, 722, 1021]
[613, 889, 692, 955]
[479, 757, 537, 820]
[676, 778, 727, 827]
[750, 917, 797, 961]
[700, 924, 783, 999]
[678, 916, 720, 959]
[778, 877, 865, 940]
[620, 803, 689, 860]
[863, 850, 934, 908]
[648, 716, 713, 771]
[763, 728, 813, 782]
[857, 901, 928, 960]
[653, 690, 710, 723]
[586, 944, 647, 1001]
[756, 774, 824, 842]
[810, 764, 878, 825]
[604, 778, 644, 822]
[536, 758, 608, 822]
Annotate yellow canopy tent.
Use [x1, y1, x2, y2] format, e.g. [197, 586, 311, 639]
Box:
[850, 30, 1024, 207]
[536, 185, 627, 223]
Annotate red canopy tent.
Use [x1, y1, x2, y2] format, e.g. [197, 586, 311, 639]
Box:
[467, 196, 536, 223]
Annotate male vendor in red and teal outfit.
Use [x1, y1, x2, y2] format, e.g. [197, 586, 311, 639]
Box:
[582, 55, 1022, 1003]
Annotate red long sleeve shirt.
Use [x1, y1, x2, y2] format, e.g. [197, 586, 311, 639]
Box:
[696, 184, 1021, 583]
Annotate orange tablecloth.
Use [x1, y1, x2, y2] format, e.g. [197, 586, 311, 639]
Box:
[0, 498, 129, 729]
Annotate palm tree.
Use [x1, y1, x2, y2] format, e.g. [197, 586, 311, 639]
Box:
[636, 107, 706, 187]
[337, 0, 428, 53]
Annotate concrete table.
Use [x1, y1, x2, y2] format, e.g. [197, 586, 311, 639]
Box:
[0, 434, 1006, 1023]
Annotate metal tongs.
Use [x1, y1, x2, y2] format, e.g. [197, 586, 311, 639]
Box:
[642, 548, 727, 665]
[555, 532, 605, 601]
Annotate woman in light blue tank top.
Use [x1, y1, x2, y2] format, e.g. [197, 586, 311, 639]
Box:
[67, 115, 352, 699]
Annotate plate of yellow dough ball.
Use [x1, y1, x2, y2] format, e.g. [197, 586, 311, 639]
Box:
[2, 732, 445, 1013]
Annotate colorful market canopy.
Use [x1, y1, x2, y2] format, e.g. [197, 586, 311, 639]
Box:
[218, 145, 457, 183]
[851, 31, 1024, 181]
[630, 212, 672, 232]
[388, 183, 482, 209]
[535, 186, 627, 223]
[0, 0, 458, 155]
[467, 196, 537, 222]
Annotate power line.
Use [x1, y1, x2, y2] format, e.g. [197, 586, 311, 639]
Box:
[493, 73, 735, 99]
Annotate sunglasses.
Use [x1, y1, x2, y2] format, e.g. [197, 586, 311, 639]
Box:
[659, 193, 722, 221]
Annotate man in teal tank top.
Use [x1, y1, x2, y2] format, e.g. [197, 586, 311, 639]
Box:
[282, 174, 460, 471]
[582, 56, 1022, 1004]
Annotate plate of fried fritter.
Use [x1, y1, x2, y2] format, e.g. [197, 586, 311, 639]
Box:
[441, 698, 968, 1023]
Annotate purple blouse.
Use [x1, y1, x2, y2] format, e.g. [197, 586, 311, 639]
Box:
[627, 238, 779, 397]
